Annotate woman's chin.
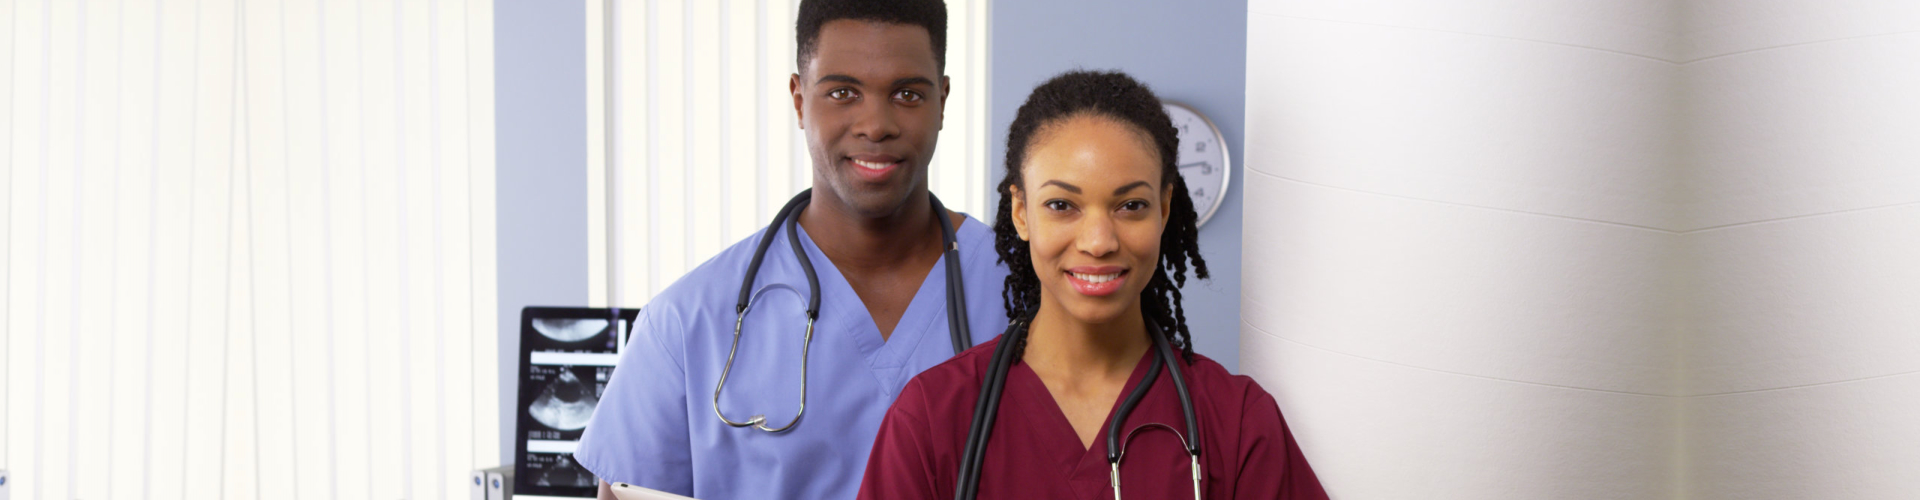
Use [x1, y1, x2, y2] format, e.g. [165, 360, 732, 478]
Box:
[1055, 301, 1133, 328]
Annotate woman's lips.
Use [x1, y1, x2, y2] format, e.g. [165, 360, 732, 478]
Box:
[1066, 268, 1128, 296]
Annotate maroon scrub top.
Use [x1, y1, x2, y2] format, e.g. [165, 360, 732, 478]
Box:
[857, 337, 1328, 499]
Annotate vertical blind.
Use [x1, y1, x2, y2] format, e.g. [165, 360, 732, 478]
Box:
[584, 0, 992, 308]
[2, 0, 500, 499]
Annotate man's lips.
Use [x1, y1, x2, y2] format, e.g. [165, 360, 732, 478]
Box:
[847, 155, 903, 182]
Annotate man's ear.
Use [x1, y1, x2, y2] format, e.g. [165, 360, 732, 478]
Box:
[790, 73, 806, 128]
[937, 75, 952, 130]
[1009, 184, 1030, 241]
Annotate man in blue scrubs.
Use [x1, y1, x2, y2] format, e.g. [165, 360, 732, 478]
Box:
[574, 1, 1008, 498]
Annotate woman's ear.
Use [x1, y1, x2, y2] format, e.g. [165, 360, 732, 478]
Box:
[1009, 184, 1030, 241]
[1161, 183, 1175, 226]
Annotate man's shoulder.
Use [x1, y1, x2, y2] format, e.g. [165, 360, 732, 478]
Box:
[953, 215, 1010, 277]
[640, 228, 781, 326]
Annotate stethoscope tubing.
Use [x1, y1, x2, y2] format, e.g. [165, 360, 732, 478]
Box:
[714, 189, 971, 433]
[953, 316, 1203, 500]
[931, 194, 973, 356]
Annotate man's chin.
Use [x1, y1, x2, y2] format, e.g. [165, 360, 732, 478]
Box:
[823, 177, 921, 218]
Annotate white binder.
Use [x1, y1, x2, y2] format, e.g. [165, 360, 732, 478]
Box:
[486, 467, 515, 500]
[472, 466, 513, 500]
[470, 469, 487, 500]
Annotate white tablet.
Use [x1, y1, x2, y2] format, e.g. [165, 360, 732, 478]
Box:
[610, 482, 698, 500]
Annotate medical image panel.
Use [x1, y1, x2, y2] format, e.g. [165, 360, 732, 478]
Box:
[524, 452, 597, 488]
[526, 365, 605, 432]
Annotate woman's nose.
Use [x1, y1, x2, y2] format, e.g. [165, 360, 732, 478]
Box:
[1075, 215, 1119, 257]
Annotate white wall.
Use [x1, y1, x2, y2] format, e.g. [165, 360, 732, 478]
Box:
[1680, 1, 1920, 497]
[1242, 1, 1682, 498]
[1243, 1, 1920, 498]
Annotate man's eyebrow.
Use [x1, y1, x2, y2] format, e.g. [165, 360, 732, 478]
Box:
[1112, 181, 1151, 196]
[1039, 180, 1081, 194]
[892, 76, 937, 88]
[815, 74, 862, 86]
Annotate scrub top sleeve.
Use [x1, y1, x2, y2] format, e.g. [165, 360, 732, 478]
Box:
[573, 307, 696, 496]
[856, 378, 944, 500]
[1238, 390, 1329, 500]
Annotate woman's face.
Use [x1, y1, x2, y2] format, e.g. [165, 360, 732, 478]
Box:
[1010, 115, 1172, 326]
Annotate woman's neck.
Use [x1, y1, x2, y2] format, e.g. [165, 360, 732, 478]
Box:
[1022, 298, 1151, 382]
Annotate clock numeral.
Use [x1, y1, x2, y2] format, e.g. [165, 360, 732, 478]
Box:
[1195, 141, 1207, 152]
[1192, 187, 1205, 199]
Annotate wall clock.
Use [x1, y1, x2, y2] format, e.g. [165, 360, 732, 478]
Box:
[1162, 101, 1231, 228]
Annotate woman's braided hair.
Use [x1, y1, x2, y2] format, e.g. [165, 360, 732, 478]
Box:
[994, 70, 1209, 363]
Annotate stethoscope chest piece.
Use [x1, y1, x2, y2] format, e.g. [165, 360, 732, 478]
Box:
[713, 282, 814, 432]
[711, 189, 972, 434]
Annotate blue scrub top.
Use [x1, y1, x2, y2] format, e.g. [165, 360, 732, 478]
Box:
[574, 212, 1011, 500]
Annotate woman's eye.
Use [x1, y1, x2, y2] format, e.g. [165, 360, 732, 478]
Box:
[1043, 200, 1073, 212]
[1119, 200, 1150, 212]
[829, 88, 856, 100]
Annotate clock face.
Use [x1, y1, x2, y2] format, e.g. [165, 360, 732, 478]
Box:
[1162, 102, 1231, 228]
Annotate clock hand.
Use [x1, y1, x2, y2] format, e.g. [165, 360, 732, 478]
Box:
[1178, 162, 1212, 175]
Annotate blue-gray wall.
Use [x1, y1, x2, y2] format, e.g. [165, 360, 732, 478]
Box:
[991, 0, 1250, 372]
[494, 0, 589, 466]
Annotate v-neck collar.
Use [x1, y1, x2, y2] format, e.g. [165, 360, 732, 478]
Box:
[1008, 347, 1161, 497]
[792, 223, 956, 391]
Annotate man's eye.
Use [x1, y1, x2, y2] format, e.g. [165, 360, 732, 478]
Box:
[894, 90, 923, 103]
[829, 88, 856, 100]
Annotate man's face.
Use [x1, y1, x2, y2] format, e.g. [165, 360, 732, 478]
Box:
[792, 20, 948, 218]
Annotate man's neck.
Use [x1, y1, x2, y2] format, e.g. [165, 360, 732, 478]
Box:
[796, 186, 945, 275]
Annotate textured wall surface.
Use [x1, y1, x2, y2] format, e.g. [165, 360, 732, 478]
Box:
[1243, 0, 1920, 498]
[1679, 1, 1920, 497]
[1241, 1, 1682, 497]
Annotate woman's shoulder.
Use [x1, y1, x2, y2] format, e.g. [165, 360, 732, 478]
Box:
[917, 336, 1001, 384]
[1179, 351, 1281, 417]
[894, 336, 1002, 417]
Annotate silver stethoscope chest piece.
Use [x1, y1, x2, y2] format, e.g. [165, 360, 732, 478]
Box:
[713, 283, 814, 432]
[711, 189, 973, 434]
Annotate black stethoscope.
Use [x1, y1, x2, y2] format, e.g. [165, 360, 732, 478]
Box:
[954, 315, 1204, 500]
[711, 188, 974, 432]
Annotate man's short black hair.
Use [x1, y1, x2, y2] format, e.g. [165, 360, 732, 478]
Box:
[796, 0, 947, 74]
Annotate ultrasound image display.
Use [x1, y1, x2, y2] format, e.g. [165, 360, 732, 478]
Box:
[516, 307, 635, 498]
[528, 365, 600, 431]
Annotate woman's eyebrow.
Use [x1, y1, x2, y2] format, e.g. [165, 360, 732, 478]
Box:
[1112, 181, 1151, 195]
[1040, 180, 1081, 193]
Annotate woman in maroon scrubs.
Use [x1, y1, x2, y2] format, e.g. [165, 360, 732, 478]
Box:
[857, 71, 1328, 500]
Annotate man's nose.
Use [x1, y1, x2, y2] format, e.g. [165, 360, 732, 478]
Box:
[851, 100, 901, 142]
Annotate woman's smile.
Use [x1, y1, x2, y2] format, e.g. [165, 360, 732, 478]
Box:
[1065, 266, 1129, 296]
